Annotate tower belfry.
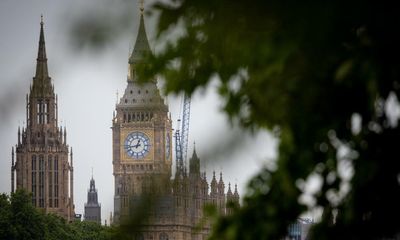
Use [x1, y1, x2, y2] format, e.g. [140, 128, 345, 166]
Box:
[11, 17, 74, 221]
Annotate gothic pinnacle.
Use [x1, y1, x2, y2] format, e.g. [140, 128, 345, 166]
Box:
[35, 15, 48, 79]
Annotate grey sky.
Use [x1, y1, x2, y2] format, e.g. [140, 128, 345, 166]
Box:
[0, 0, 276, 223]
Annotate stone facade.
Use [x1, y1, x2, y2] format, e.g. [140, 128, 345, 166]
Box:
[112, 9, 239, 240]
[84, 176, 101, 224]
[11, 18, 74, 221]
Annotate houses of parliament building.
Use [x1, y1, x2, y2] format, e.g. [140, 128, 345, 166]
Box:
[11, 4, 239, 240]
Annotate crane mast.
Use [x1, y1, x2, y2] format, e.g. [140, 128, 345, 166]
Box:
[174, 128, 184, 176]
[175, 93, 191, 177]
[180, 94, 191, 166]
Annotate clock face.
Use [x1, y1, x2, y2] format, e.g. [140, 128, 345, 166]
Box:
[165, 133, 170, 159]
[124, 131, 151, 159]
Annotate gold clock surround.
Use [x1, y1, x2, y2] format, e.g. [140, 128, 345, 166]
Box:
[120, 129, 154, 162]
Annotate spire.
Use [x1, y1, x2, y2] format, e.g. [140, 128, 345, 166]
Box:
[70, 147, 73, 167]
[18, 126, 21, 145]
[192, 142, 198, 159]
[128, 4, 152, 66]
[32, 15, 51, 95]
[227, 183, 233, 197]
[212, 171, 217, 183]
[64, 127, 67, 144]
[218, 172, 225, 195]
[211, 171, 218, 194]
[11, 147, 15, 193]
[189, 143, 200, 175]
[90, 176, 96, 192]
[234, 183, 240, 201]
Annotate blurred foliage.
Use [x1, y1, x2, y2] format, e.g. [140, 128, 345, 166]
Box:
[0, 189, 117, 240]
[134, 0, 400, 239]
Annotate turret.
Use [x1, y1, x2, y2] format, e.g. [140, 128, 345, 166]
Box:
[233, 184, 240, 204]
[64, 127, 67, 145]
[26, 94, 29, 125]
[210, 171, 218, 195]
[18, 127, 21, 145]
[218, 172, 225, 195]
[70, 148, 74, 216]
[60, 126, 63, 142]
[189, 146, 200, 176]
[11, 147, 15, 193]
[201, 172, 209, 198]
[217, 172, 226, 215]
[227, 183, 233, 199]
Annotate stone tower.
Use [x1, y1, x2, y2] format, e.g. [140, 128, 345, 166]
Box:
[112, 6, 172, 222]
[84, 174, 101, 224]
[110, 4, 240, 239]
[11, 17, 74, 221]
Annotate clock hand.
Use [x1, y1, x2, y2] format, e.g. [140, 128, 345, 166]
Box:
[134, 139, 141, 148]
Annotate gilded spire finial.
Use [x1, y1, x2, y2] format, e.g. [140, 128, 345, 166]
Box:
[139, 0, 144, 14]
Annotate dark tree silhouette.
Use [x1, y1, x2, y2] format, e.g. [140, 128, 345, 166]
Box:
[136, 1, 400, 239]
[0, 189, 116, 240]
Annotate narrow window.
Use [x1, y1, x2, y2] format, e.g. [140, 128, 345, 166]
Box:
[54, 156, 59, 207]
[48, 155, 53, 208]
[38, 155, 44, 207]
[31, 155, 37, 206]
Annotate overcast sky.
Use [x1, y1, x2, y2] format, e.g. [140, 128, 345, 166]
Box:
[0, 0, 276, 223]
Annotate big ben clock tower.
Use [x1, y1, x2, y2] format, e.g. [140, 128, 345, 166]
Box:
[112, 5, 172, 222]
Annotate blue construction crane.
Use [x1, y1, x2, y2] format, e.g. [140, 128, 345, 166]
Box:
[175, 93, 191, 177]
